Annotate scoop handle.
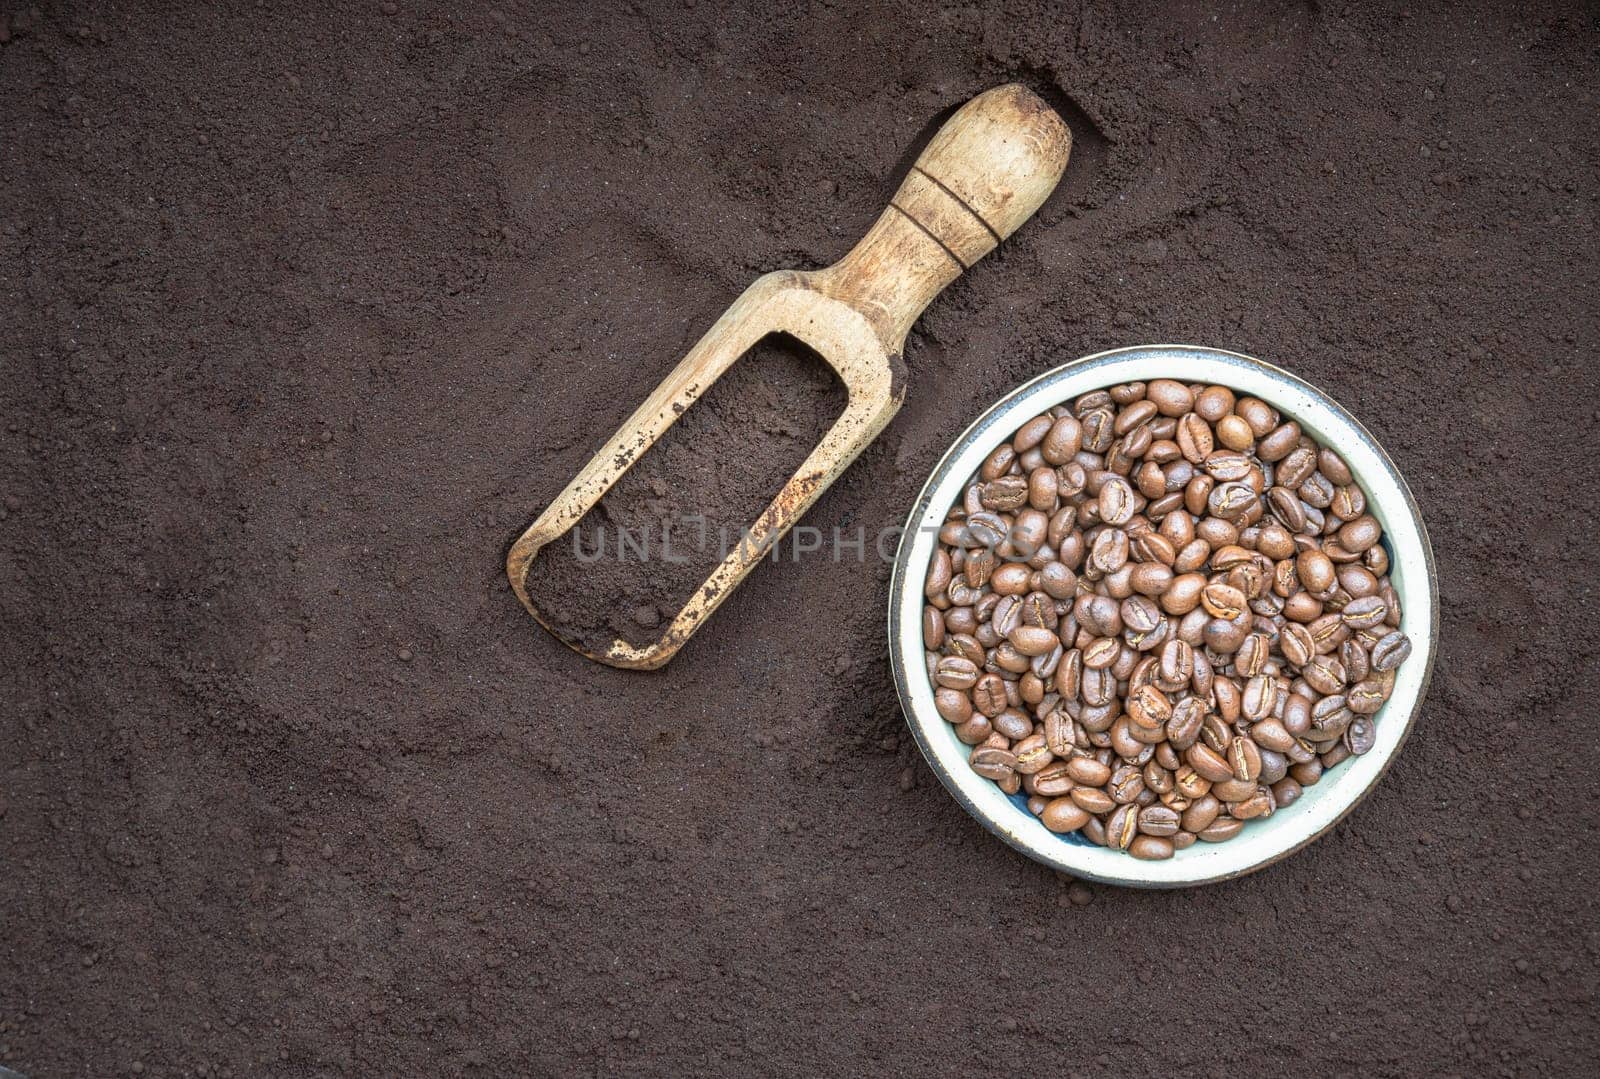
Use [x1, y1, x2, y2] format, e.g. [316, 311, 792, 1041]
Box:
[821, 84, 1071, 350]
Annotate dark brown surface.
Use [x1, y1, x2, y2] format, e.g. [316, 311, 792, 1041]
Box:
[3, 1, 1597, 1075]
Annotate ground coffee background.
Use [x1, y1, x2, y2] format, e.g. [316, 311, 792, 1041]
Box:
[3, 1, 1598, 1075]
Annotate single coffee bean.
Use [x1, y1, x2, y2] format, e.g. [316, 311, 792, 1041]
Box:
[1371, 630, 1412, 671]
[980, 476, 1030, 512]
[955, 716, 994, 745]
[1181, 794, 1221, 833]
[992, 709, 1033, 742]
[970, 746, 1017, 781]
[1230, 788, 1275, 820]
[1198, 817, 1245, 842]
[1109, 763, 1146, 804]
[1230, 401, 1274, 440]
[1098, 476, 1136, 526]
[1009, 625, 1060, 657]
[1041, 797, 1090, 833]
[1174, 766, 1211, 801]
[1067, 756, 1113, 786]
[1201, 582, 1247, 620]
[1257, 421, 1299, 461]
[1249, 717, 1295, 753]
[1242, 674, 1279, 721]
[1338, 514, 1382, 553]
[1138, 805, 1182, 837]
[935, 656, 980, 690]
[1211, 776, 1258, 803]
[1106, 804, 1139, 850]
[1341, 594, 1388, 630]
[1146, 379, 1195, 416]
[972, 673, 1008, 718]
[1165, 697, 1208, 750]
[1347, 678, 1390, 715]
[1186, 743, 1234, 783]
[1071, 786, 1117, 814]
[1280, 622, 1316, 667]
[1128, 685, 1173, 730]
[1229, 735, 1263, 782]
[1344, 714, 1377, 756]
[1215, 414, 1254, 451]
[1129, 835, 1175, 860]
[1158, 639, 1195, 688]
[935, 688, 972, 725]
[1012, 734, 1054, 775]
[1208, 481, 1259, 520]
[1176, 413, 1214, 463]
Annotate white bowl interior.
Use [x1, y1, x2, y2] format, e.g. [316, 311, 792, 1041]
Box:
[890, 345, 1437, 887]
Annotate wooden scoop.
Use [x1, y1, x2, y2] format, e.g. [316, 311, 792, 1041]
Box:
[508, 83, 1071, 669]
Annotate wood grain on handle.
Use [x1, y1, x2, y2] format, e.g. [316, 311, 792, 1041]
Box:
[822, 84, 1071, 349]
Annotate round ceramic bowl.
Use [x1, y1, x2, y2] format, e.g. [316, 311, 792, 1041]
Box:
[888, 345, 1438, 888]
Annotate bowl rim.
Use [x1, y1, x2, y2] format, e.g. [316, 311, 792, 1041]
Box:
[888, 344, 1439, 888]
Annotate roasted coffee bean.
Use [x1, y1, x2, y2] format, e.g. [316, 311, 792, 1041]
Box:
[1257, 748, 1288, 785]
[1041, 797, 1090, 833]
[1371, 630, 1412, 672]
[1198, 817, 1245, 842]
[935, 688, 972, 725]
[1106, 804, 1140, 849]
[970, 746, 1017, 781]
[1208, 482, 1259, 519]
[1347, 678, 1390, 715]
[1129, 835, 1175, 860]
[980, 476, 1029, 512]
[1341, 594, 1388, 630]
[1230, 788, 1275, 820]
[1338, 514, 1382, 553]
[1012, 734, 1054, 775]
[1181, 794, 1221, 833]
[972, 674, 1008, 718]
[1344, 714, 1377, 755]
[1138, 805, 1182, 837]
[954, 716, 994, 745]
[1249, 717, 1296, 753]
[1009, 625, 1060, 657]
[1201, 582, 1248, 620]
[1211, 776, 1258, 803]
[1043, 710, 1075, 757]
[1067, 756, 1113, 786]
[1158, 639, 1195, 688]
[936, 654, 980, 689]
[1340, 638, 1371, 683]
[1186, 743, 1234, 783]
[1242, 675, 1278, 721]
[1128, 685, 1173, 730]
[992, 709, 1033, 742]
[1082, 636, 1121, 670]
[1280, 622, 1316, 667]
[1164, 697, 1208, 750]
[1071, 786, 1117, 815]
[1229, 736, 1263, 782]
[1175, 766, 1211, 800]
[1303, 655, 1347, 696]
[1310, 695, 1353, 738]
[1110, 763, 1146, 803]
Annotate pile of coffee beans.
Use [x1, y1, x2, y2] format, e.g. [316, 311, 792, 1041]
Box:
[921, 379, 1412, 860]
